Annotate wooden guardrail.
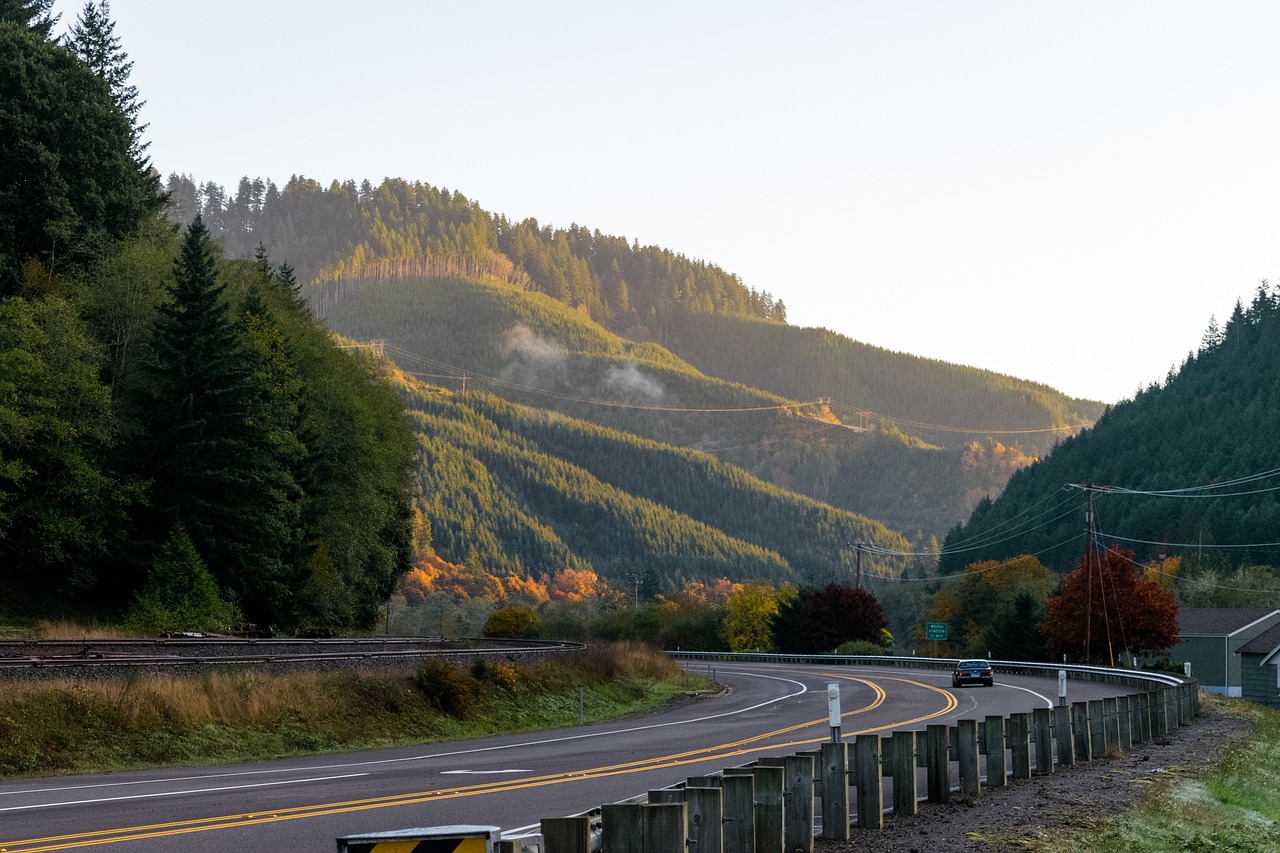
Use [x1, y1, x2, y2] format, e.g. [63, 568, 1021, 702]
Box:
[496, 654, 1199, 853]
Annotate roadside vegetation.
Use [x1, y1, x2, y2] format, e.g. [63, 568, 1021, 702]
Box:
[0, 642, 707, 778]
[1043, 695, 1280, 853]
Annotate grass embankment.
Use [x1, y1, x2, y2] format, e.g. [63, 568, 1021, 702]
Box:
[1045, 694, 1280, 852]
[0, 642, 708, 777]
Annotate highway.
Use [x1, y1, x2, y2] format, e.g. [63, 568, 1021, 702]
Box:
[0, 662, 1134, 851]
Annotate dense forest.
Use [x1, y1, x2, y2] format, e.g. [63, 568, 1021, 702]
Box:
[173, 169, 1107, 539]
[939, 284, 1280, 576]
[0, 4, 415, 630]
[162, 174, 789, 339]
[398, 384, 911, 591]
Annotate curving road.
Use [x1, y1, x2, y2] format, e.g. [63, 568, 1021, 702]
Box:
[0, 662, 1132, 851]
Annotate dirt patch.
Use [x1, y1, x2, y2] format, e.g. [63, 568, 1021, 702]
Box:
[816, 697, 1250, 852]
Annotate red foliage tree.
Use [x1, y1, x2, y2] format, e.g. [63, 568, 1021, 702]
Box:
[784, 584, 888, 653]
[1042, 546, 1179, 664]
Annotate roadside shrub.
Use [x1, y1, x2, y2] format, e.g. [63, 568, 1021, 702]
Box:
[483, 606, 539, 639]
[412, 660, 480, 718]
[834, 639, 889, 656]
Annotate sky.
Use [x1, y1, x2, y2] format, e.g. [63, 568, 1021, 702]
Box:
[51, 1, 1280, 404]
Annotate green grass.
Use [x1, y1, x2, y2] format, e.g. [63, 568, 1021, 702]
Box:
[0, 643, 710, 778]
[1042, 696, 1280, 853]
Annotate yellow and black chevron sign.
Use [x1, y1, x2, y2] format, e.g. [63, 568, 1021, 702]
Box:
[337, 825, 497, 853]
[342, 837, 489, 853]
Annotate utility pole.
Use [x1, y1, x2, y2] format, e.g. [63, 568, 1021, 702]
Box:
[848, 543, 866, 589]
[1068, 483, 1109, 663]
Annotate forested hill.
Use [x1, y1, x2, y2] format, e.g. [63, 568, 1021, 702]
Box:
[662, 313, 1103, 458]
[319, 275, 1033, 539]
[175, 174, 1106, 538]
[163, 174, 788, 339]
[939, 285, 1280, 575]
[398, 381, 912, 592]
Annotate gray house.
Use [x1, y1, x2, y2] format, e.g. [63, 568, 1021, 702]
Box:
[1240, 623, 1280, 710]
[1171, 608, 1280, 696]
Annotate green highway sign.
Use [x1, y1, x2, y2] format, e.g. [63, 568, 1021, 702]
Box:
[925, 622, 948, 641]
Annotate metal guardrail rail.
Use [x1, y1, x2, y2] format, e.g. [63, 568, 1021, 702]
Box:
[667, 650, 1189, 689]
[0, 637, 584, 673]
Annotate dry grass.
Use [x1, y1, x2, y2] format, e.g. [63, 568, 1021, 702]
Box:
[29, 620, 130, 640]
[0, 643, 709, 777]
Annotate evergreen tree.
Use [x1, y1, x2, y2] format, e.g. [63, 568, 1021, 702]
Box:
[66, 2, 146, 150]
[0, 295, 122, 600]
[0, 0, 56, 36]
[123, 523, 241, 634]
[0, 19, 160, 293]
[139, 217, 296, 626]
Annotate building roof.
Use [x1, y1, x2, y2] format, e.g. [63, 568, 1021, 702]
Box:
[1241, 622, 1280, 662]
[1178, 608, 1280, 636]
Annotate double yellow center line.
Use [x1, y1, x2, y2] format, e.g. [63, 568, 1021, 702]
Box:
[2, 674, 955, 851]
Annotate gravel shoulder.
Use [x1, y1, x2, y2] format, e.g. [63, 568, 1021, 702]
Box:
[815, 693, 1250, 852]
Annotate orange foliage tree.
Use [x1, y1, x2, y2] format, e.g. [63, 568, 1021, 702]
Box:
[658, 577, 738, 609]
[546, 568, 600, 603]
[1042, 546, 1179, 664]
[401, 555, 547, 605]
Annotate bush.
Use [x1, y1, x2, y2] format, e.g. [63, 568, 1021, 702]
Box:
[834, 639, 889, 656]
[123, 525, 241, 634]
[482, 606, 539, 639]
[412, 660, 480, 718]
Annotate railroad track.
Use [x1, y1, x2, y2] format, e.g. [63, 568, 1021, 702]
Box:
[0, 636, 583, 677]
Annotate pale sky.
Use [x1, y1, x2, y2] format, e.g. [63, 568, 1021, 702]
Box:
[52, 1, 1280, 404]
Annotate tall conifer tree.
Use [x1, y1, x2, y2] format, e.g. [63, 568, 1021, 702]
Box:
[142, 216, 296, 626]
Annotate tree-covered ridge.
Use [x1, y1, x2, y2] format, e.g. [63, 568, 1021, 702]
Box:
[163, 175, 788, 337]
[322, 275, 1056, 539]
[661, 312, 1104, 457]
[939, 283, 1280, 575]
[1, 4, 418, 630]
[398, 382, 911, 591]
[320, 275, 803, 447]
[0, 15, 160, 294]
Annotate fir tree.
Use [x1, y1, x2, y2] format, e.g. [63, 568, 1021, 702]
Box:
[141, 216, 297, 626]
[66, 2, 145, 143]
[0, 0, 57, 37]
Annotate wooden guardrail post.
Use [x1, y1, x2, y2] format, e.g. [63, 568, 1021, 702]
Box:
[1007, 712, 1031, 779]
[1053, 704, 1075, 767]
[1088, 700, 1106, 758]
[891, 730, 918, 815]
[720, 771, 755, 853]
[1117, 695, 1133, 750]
[1103, 697, 1120, 752]
[541, 816, 592, 853]
[1153, 688, 1169, 736]
[984, 714, 1006, 787]
[1072, 700, 1092, 762]
[925, 724, 950, 804]
[818, 741, 849, 840]
[685, 786, 723, 853]
[957, 719, 981, 801]
[1033, 707, 1054, 775]
[783, 754, 815, 853]
[1135, 692, 1151, 742]
[853, 734, 883, 830]
[752, 764, 785, 853]
[602, 803, 644, 853]
[645, 802, 687, 853]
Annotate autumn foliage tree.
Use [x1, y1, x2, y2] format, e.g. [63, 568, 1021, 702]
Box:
[775, 583, 888, 654]
[1042, 546, 1179, 664]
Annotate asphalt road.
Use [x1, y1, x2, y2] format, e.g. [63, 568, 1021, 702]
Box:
[0, 662, 1132, 852]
